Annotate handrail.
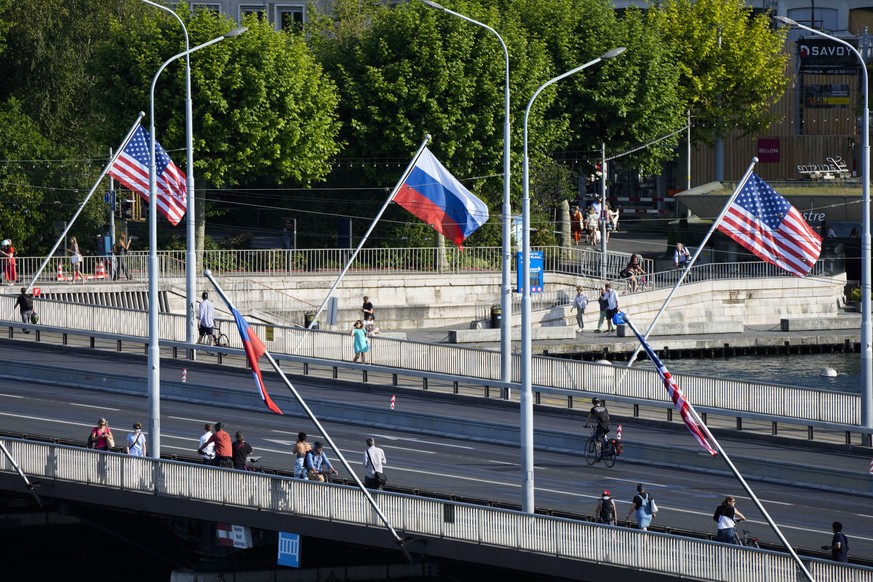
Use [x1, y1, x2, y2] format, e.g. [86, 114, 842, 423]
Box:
[1, 438, 866, 582]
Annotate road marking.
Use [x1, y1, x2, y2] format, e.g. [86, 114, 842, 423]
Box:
[0, 394, 23, 399]
[69, 403, 120, 412]
[371, 433, 475, 449]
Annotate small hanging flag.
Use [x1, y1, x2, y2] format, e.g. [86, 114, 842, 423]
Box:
[390, 394, 396, 410]
[616, 424, 622, 440]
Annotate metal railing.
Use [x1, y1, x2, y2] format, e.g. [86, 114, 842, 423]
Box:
[0, 294, 862, 430]
[1, 438, 865, 582]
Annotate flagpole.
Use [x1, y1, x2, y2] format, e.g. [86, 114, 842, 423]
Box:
[204, 270, 414, 563]
[306, 134, 432, 329]
[620, 312, 814, 582]
[621, 157, 758, 370]
[25, 112, 146, 293]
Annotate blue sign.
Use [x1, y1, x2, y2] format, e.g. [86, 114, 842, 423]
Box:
[104, 190, 116, 211]
[516, 250, 544, 294]
[277, 532, 300, 568]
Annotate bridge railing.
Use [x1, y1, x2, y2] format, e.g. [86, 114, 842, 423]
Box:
[1, 438, 866, 582]
[0, 293, 862, 433]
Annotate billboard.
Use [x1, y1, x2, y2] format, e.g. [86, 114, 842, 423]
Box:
[797, 39, 858, 75]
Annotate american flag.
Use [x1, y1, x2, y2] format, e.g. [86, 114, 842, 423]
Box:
[717, 173, 821, 277]
[109, 124, 187, 226]
[621, 315, 718, 456]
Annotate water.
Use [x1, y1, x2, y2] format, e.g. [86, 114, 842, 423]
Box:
[660, 351, 861, 393]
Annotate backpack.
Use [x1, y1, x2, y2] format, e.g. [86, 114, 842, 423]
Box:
[713, 505, 724, 522]
[643, 494, 655, 515]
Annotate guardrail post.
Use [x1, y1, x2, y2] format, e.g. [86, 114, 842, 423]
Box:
[736, 417, 742, 431]
[567, 395, 573, 409]
[363, 370, 367, 383]
[35, 330, 40, 342]
[771, 422, 778, 436]
[392, 374, 398, 386]
[332, 367, 338, 379]
[7, 327, 11, 338]
[63, 333, 68, 345]
[453, 381, 459, 394]
[90, 337, 95, 348]
[846, 431, 852, 446]
[807, 426, 814, 440]
[303, 362, 309, 375]
[422, 377, 428, 390]
[485, 385, 490, 398]
[666, 408, 672, 422]
[633, 404, 639, 417]
[172, 346, 178, 359]
[117, 339, 122, 352]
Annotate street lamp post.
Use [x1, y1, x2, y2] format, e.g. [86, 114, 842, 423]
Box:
[521, 47, 625, 512]
[148, 27, 247, 458]
[775, 16, 872, 442]
[421, 0, 514, 388]
[141, 0, 198, 359]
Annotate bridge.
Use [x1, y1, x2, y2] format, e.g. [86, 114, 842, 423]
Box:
[0, 250, 868, 579]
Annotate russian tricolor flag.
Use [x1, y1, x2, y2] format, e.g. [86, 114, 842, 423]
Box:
[394, 147, 489, 248]
[231, 306, 283, 415]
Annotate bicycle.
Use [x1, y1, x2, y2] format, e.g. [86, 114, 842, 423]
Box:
[619, 274, 654, 295]
[242, 455, 266, 473]
[584, 428, 618, 468]
[212, 320, 229, 348]
[733, 525, 760, 548]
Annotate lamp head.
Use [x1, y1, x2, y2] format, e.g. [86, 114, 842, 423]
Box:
[601, 47, 626, 60]
[224, 27, 248, 38]
[773, 15, 798, 27]
[421, 0, 445, 10]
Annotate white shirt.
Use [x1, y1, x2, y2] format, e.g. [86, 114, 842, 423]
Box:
[363, 445, 386, 477]
[199, 431, 215, 460]
[199, 300, 215, 328]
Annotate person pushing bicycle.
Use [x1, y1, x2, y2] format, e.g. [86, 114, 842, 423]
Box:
[584, 397, 611, 456]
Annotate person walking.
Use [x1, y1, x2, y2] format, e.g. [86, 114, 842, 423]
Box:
[125, 422, 147, 457]
[625, 483, 656, 530]
[198, 422, 232, 467]
[113, 233, 132, 280]
[363, 437, 387, 490]
[232, 431, 253, 470]
[594, 287, 608, 333]
[14, 287, 34, 333]
[88, 417, 114, 451]
[603, 283, 619, 332]
[571, 286, 588, 333]
[293, 432, 311, 479]
[674, 242, 691, 268]
[306, 441, 338, 482]
[713, 496, 746, 543]
[595, 490, 617, 525]
[198, 423, 215, 464]
[197, 291, 215, 345]
[361, 296, 375, 321]
[67, 236, 83, 284]
[351, 320, 369, 364]
[0, 239, 17, 285]
[822, 521, 849, 562]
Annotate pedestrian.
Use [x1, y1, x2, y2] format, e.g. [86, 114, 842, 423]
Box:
[822, 521, 849, 562]
[361, 296, 375, 321]
[306, 441, 338, 482]
[594, 287, 608, 333]
[0, 239, 17, 285]
[198, 423, 215, 464]
[584, 397, 611, 457]
[13, 287, 34, 333]
[197, 291, 215, 345]
[67, 236, 83, 284]
[232, 431, 253, 470]
[113, 233, 132, 280]
[198, 422, 233, 467]
[125, 422, 147, 457]
[603, 283, 619, 332]
[293, 432, 311, 479]
[87, 417, 114, 451]
[351, 320, 369, 364]
[674, 242, 691, 268]
[570, 205, 583, 245]
[595, 490, 617, 525]
[363, 437, 387, 490]
[713, 496, 746, 543]
[571, 286, 588, 333]
[625, 483, 656, 530]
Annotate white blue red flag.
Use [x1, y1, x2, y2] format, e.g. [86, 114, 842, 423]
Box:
[230, 306, 283, 415]
[109, 124, 187, 226]
[616, 312, 717, 456]
[717, 173, 821, 277]
[394, 147, 489, 248]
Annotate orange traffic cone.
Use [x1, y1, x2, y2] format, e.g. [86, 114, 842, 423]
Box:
[56, 261, 65, 281]
[95, 260, 106, 280]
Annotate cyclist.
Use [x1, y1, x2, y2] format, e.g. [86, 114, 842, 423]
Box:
[622, 253, 646, 293]
[584, 397, 611, 457]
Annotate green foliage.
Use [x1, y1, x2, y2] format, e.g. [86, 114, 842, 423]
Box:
[648, 0, 788, 143]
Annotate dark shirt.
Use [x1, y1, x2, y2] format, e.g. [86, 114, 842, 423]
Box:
[831, 531, 849, 562]
[589, 405, 610, 431]
[362, 301, 374, 320]
[232, 440, 253, 470]
[14, 293, 33, 312]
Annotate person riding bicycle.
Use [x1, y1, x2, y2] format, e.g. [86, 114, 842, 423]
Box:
[584, 397, 611, 456]
[621, 254, 646, 293]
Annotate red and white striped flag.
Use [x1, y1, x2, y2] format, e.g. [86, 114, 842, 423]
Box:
[616, 424, 622, 440]
[620, 314, 717, 456]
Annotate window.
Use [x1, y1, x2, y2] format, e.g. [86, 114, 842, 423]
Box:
[240, 4, 268, 22]
[276, 4, 305, 32]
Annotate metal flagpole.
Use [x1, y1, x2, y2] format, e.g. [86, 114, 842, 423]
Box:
[305, 134, 432, 328]
[620, 312, 814, 582]
[25, 112, 146, 293]
[204, 270, 413, 563]
[621, 157, 759, 370]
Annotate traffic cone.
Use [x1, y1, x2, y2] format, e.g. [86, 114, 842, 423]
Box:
[390, 394, 396, 410]
[616, 424, 623, 440]
[56, 261, 65, 281]
[95, 260, 106, 280]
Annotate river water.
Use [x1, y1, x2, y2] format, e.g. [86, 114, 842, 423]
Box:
[657, 351, 860, 393]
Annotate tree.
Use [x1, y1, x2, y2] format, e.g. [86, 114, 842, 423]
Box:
[648, 0, 788, 144]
